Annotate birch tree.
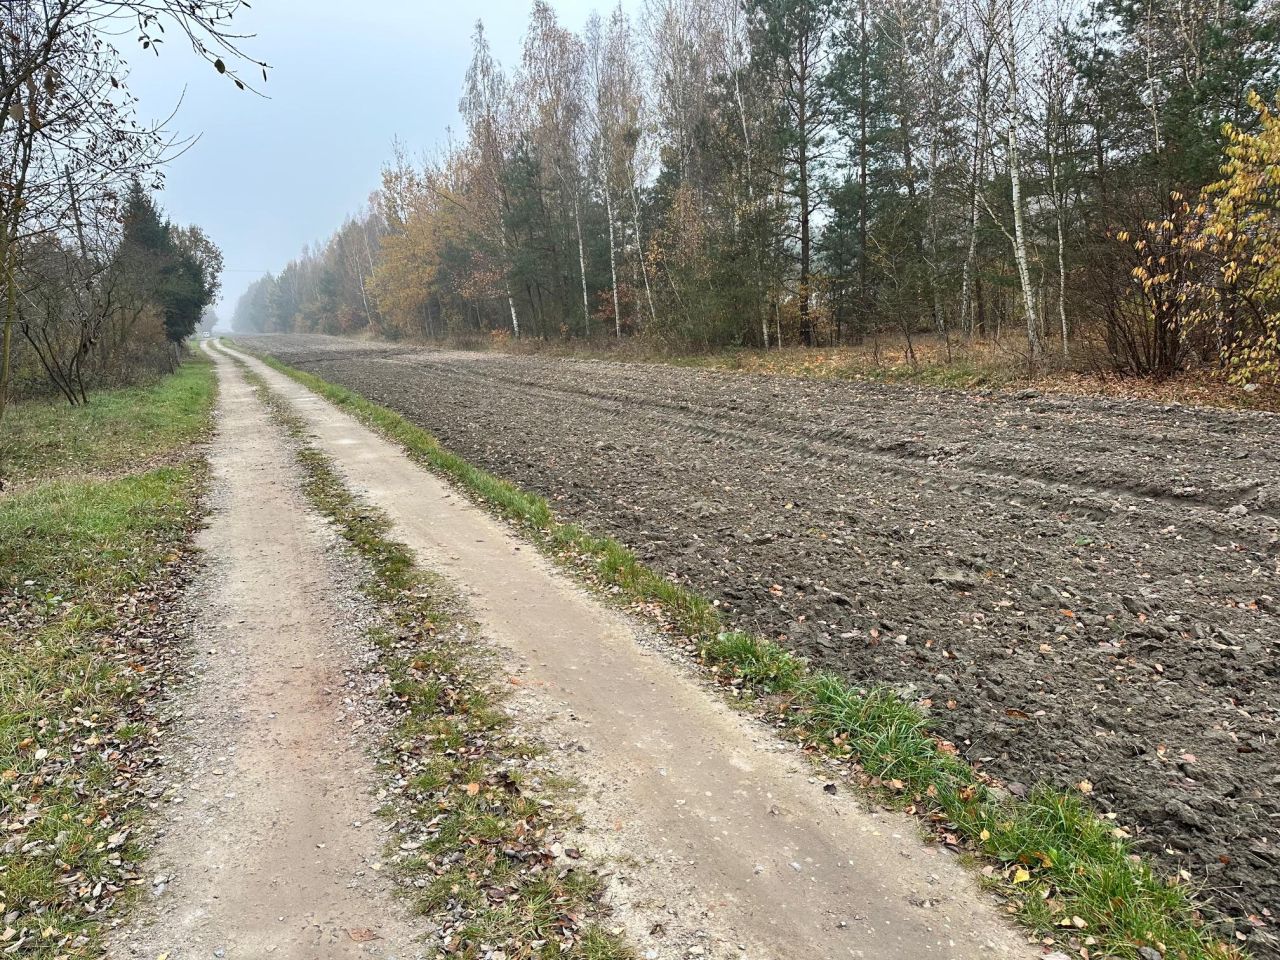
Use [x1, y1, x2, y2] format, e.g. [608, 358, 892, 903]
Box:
[586, 8, 641, 338]
[993, 0, 1045, 361]
[462, 23, 523, 337]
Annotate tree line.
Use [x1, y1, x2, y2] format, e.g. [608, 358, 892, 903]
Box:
[1, 1, 262, 416]
[233, 0, 1280, 381]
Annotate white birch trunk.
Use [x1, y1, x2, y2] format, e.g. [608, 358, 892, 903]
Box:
[499, 232, 520, 339]
[506, 286, 520, 339]
[733, 71, 753, 192]
[1048, 129, 1069, 359]
[1056, 211, 1068, 358]
[574, 195, 591, 337]
[356, 268, 373, 327]
[1006, 80, 1042, 360]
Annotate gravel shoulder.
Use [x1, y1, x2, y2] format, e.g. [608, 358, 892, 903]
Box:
[225, 340, 1035, 960]
[246, 334, 1280, 954]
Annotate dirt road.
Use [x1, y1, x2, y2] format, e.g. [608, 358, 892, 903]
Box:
[112, 346, 422, 958]
[246, 333, 1280, 947]
[218, 340, 1032, 960]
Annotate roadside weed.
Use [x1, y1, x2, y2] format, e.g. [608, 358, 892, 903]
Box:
[702, 630, 805, 691]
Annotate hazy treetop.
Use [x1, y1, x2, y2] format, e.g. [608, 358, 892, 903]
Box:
[126, 0, 630, 318]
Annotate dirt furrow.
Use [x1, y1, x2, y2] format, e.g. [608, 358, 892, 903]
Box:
[337, 345, 1280, 511]
[381, 353, 1271, 529]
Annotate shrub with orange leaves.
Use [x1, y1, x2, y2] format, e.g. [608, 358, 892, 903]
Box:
[1106, 200, 1199, 377]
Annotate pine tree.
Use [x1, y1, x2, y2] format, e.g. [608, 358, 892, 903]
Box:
[749, 0, 838, 345]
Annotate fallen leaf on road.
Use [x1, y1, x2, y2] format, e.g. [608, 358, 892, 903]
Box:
[347, 928, 381, 942]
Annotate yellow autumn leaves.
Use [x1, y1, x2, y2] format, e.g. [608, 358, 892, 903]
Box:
[1114, 91, 1280, 385]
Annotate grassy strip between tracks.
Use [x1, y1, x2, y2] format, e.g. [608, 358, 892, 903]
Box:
[239, 363, 631, 960]
[0, 354, 215, 958]
[236, 341, 1242, 960]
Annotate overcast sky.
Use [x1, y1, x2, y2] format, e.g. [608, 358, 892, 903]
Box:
[126, 0, 629, 324]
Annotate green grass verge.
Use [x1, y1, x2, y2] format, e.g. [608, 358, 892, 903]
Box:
[0, 468, 198, 597]
[240, 364, 631, 960]
[235, 342, 1240, 960]
[0, 357, 215, 958]
[1, 356, 215, 486]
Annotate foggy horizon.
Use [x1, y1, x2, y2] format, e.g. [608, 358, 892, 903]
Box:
[126, 0, 631, 323]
